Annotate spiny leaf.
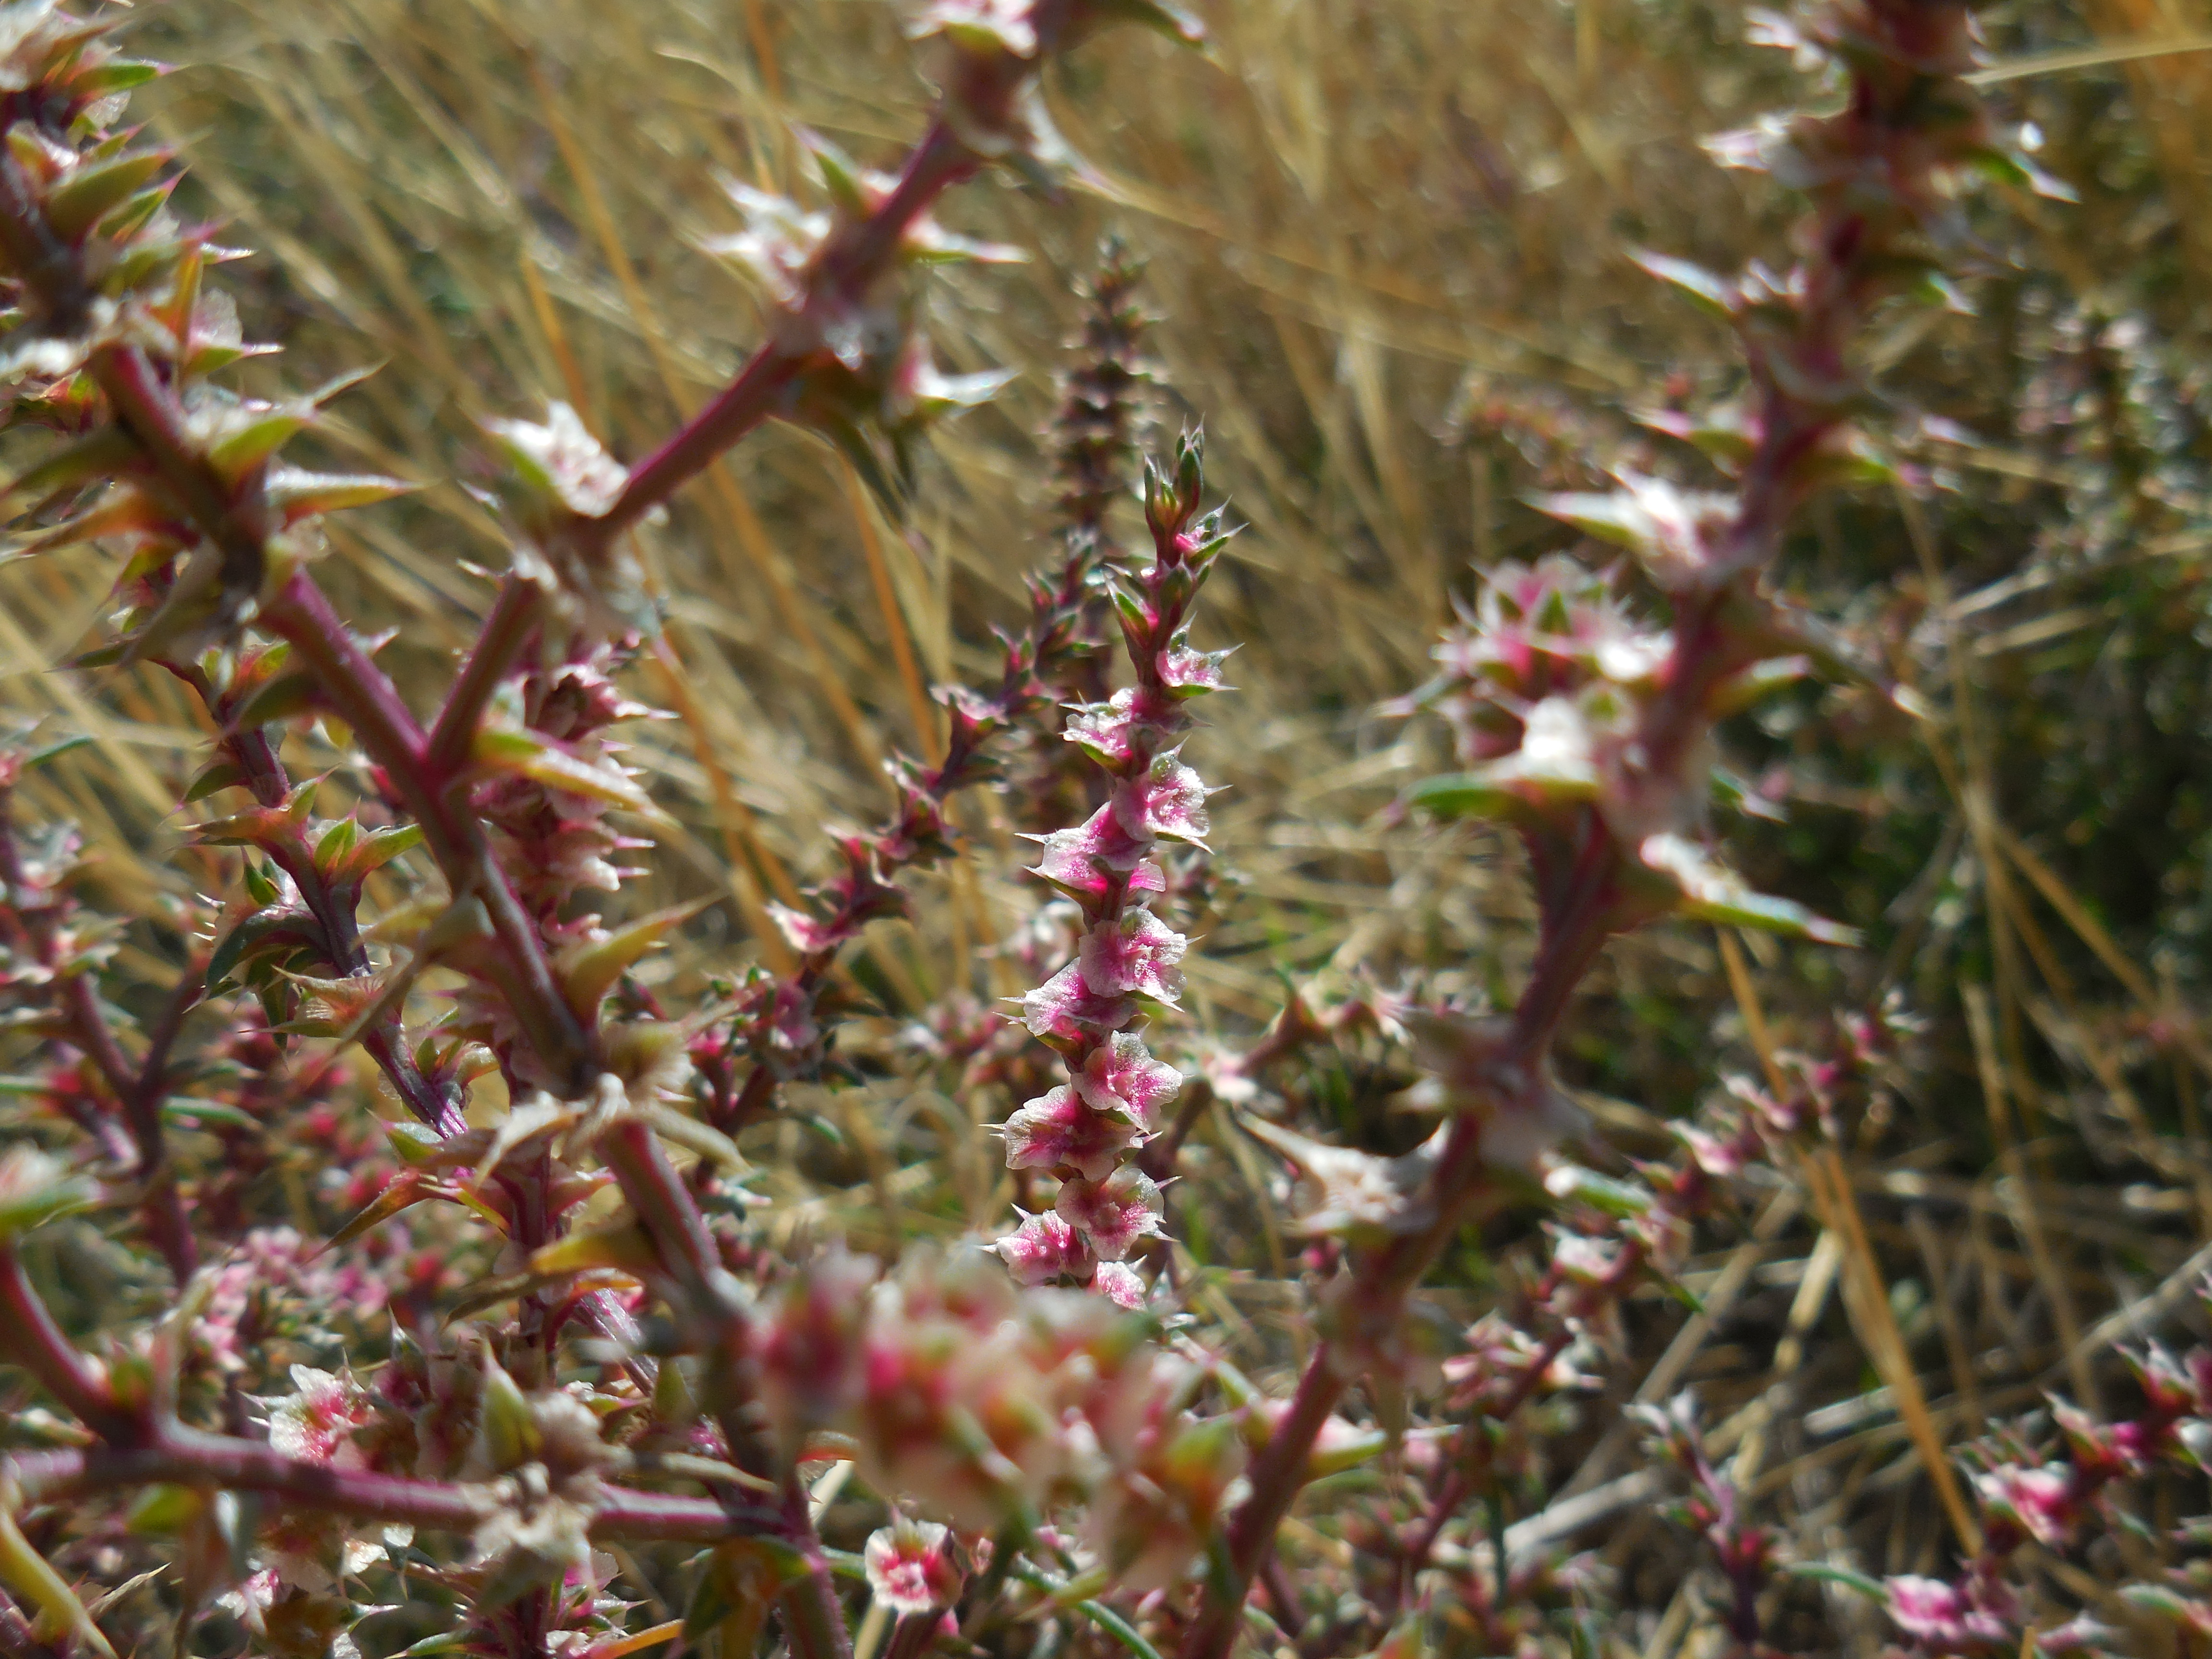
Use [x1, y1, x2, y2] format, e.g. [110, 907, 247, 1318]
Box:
[24, 734, 93, 771]
[0, 1503, 114, 1658]
[204, 400, 311, 477]
[4, 488, 171, 558]
[317, 1173, 432, 1256]
[470, 727, 658, 816]
[1, 426, 137, 514]
[529, 1220, 660, 1278]
[329, 822, 423, 886]
[264, 467, 417, 525]
[554, 900, 711, 1016]
[205, 908, 325, 993]
[44, 146, 170, 240]
[313, 816, 359, 867]
[181, 757, 243, 804]
[189, 779, 319, 849]
[0, 1147, 96, 1240]
[68, 59, 164, 97]
[1635, 833, 1861, 946]
[477, 1353, 538, 1471]
[1630, 249, 1738, 320]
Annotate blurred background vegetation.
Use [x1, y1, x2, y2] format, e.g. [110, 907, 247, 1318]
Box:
[12, 0, 2212, 1643]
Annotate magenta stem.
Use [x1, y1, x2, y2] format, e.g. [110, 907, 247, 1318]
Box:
[427, 574, 544, 775]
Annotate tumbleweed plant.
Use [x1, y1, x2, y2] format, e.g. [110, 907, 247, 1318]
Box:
[0, 0, 2207, 1657]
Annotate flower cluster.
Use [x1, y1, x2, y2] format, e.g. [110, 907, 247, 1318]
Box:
[1876, 1335, 2211, 1654]
[0, 4, 1245, 1657]
[757, 1247, 1248, 1591]
[1010, 235, 1158, 829]
[0, 0, 2150, 1656]
[696, 248, 1161, 1134]
[995, 428, 1230, 1306]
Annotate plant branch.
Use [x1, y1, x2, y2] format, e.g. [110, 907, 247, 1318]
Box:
[0, 784, 196, 1282]
[167, 661, 460, 1133]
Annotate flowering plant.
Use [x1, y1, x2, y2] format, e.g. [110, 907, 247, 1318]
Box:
[0, 0, 2184, 1657]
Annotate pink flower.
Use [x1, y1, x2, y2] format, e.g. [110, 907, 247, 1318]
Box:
[1675, 1121, 1749, 1179]
[1056, 1167, 1165, 1261]
[992, 1211, 1094, 1286]
[1111, 754, 1210, 846]
[1020, 962, 1130, 1046]
[1002, 1086, 1139, 1181]
[1884, 1576, 1965, 1643]
[1071, 1032, 1182, 1130]
[863, 1519, 964, 1616]
[1883, 1575, 2012, 1649]
[1092, 1261, 1147, 1309]
[1032, 808, 1153, 898]
[264, 1366, 374, 1469]
[1551, 1231, 1619, 1284]
[1972, 1461, 2077, 1547]
[1077, 909, 1187, 1005]
[768, 901, 856, 955]
[1156, 642, 1232, 696]
[1064, 691, 1142, 768]
[757, 1250, 878, 1427]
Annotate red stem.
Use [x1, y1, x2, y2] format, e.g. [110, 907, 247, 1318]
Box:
[596, 1120, 848, 1659]
[170, 661, 461, 1134]
[264, 572, 595, 1092]
[0, 1245, 775, 1542]
[427, 574, 544, 775]
[0, 1249, 142, 1443]
[2, 1433, 777, 1543]
[1177, 816, 1618, 1659]
[568, 118, 978, 560]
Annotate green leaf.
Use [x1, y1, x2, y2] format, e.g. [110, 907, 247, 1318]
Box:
[1636, 832, 1861, 947]
[796, 127, 869, 218]
[470, 727, 658, 816]
[1629, 249, 1738, 321]
[1, 426, 136, 514]
[331, 822, 423, 885]
[5, 488, 169, 558]
[24, 734, 94, 771]
[1531, 488, 1663, 554]
[124, 1485, 203, 1535]
[1544, 1165, 1653, 1218]
[160, 1097, 258, 1133]
[481, 1348, 585, 1462]
[207, 909, 324, 993]
[1784, 1562, 1885, 1600]
[318, 1173, 431, 1255]
[181, 757, 244, 803]
[190, 780, 318, 850]
[205, 402, 311, 477]
[1965, 145, 2077, 204]
[313, 816, 360, 867]
[383, 1121, 449, 1168]
[264, 467, 417, 525]
[94, 180, 175, 244]
[69, 60, 165, 97]
[1071, 1599, 1165, 1659]
[0, 1503, 115, 1658]
[1405, 772, 1517, 822]
[0, 1147, 95, 1241]
[554, 901, 710, 1016]
[240, 858, 281, 908]
[45, 147, 170, 240]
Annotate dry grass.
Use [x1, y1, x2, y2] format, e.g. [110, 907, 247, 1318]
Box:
[7, 0, 2212, 1649]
